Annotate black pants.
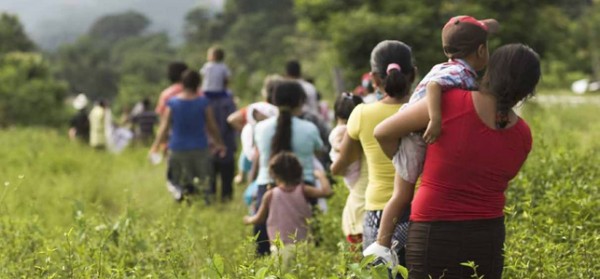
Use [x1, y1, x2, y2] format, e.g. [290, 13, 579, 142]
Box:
[209, 159, 235, 202]
[406, 217, 505, 279]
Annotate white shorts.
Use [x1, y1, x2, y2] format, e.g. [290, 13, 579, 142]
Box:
[392, 133, 427, 184]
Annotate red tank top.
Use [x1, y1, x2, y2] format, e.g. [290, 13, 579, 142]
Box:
[410, 89, 532, 222]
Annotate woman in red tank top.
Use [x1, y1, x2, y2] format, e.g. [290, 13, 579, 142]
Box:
[373, 44, 541, 278]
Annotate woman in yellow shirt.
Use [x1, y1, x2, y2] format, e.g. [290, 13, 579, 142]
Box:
[331, 40, 416, 264]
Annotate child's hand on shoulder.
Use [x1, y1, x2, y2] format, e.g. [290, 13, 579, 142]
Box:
[423, 119, 441, 144]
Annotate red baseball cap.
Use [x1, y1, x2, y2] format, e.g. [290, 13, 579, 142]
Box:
[442, 15, 499, 58]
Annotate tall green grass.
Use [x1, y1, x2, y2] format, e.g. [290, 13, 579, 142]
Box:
[0, 102, 598, 278]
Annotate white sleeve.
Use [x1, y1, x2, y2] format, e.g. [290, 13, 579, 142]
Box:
[241, 124, 255, 159]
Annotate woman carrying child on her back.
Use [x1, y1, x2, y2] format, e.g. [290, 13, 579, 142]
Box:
[243, 152, 332, 264]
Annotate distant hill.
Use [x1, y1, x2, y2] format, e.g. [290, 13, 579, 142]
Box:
[0, 0, 223, 50]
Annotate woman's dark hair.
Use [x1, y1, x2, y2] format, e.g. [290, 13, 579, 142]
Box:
[270, 80, 306, 157]
[167, 62, 188, 84]
[370, 40, 415, 99]
[181, 70, 201, 91]
[481, 44, 541, 128]
[269, 151, 303, 185]
[334, 92, 363, 120]
[261, 74, 284, 104]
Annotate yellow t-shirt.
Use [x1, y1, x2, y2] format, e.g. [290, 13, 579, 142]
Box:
[347, 102, 401, 210]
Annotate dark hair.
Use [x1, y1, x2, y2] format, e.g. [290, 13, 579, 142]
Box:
[181, 70, 201, 91]
[370, 40, 415, 99]
[269, 151, 303, 185]
[262, 75, 284, 104]
[270, 80, 306, 157]
[481, 44, 541, 128]
[285, 60, 301, 78]
[167, 62, 188, 84]
[334, 92, 363, 120]
[142, 97, 151, 110]
[209, 46, 225, 61]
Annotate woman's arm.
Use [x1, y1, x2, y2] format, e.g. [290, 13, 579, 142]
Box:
[374, 98, 429, 159]
[248, 147, 260, 181]
[304, 170, 333, 198]
[330, 132, 361, 175]
[376, 173, 416, 247]
[205, 106, 226, 157]
[226, 109, 246, 131]
[243, 190, 272, 224]
[150, 107, 172, 153]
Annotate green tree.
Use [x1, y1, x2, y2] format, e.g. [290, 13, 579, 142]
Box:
[0, 52, 68, 126]
[0, 13, 35, 54]
[88, 11, 150, 43]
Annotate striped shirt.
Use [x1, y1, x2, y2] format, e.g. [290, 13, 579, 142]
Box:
[408, 59, 478, 104]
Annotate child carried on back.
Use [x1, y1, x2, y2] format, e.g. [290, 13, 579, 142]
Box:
[364, 15, 500, 265]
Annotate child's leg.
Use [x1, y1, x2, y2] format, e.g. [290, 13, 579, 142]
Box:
[234, 152, 247, 184]
[393, 133, 427, 185]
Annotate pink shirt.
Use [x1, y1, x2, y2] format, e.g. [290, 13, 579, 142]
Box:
[267, 185, 312, 245]
[155, 84, 184, 116]
[411, 89, 532, 222]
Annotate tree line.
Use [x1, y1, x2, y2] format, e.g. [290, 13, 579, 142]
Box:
[0, 0, 598, 126]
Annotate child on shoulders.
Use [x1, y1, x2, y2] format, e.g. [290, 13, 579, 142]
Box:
[200, 46, 231, 98]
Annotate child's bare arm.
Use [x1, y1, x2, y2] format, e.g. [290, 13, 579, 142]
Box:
[423, 81, 443, 144]
[304, 170, 333, 198]
[243, 190, 272, 224]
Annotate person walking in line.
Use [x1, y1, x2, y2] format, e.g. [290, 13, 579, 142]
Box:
[374, 44, 540, 278]
[329, 92, 367, 249]
[243, 152, 332, 267]
[364, 15, 500, 267]
[150, 70, 225, 202]
[88, 99, 112, 150]
[331, 40, 416, 266]
[252, 79, 324, 256]
[69, 93, 90, 143]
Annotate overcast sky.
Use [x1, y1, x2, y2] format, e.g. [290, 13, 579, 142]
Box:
[0, 0, 224, 50]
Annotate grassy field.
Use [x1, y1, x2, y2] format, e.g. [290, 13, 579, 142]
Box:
[0, 101, 598, 278]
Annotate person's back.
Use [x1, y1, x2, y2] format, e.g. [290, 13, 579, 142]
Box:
[412, 89, 531, 221]
[201, 61, 230, 93]
[156, 62, 189, 116]
[70, 109, 90, 142]
[167, 96, 209, 151]
[254, 116, 322, 185]
[267, 185, 312, 244]
[201, 46, 231, 94]
[347, 101, 401, 210]
[89, 103, 107, 148]
[132, 110, 158, 141]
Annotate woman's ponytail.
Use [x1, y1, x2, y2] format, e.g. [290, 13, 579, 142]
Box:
[370, 40, 414, 100]
[270, 80, 306, 158]
[271, 108, 293, 156]
[384, 63, 408, 98]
